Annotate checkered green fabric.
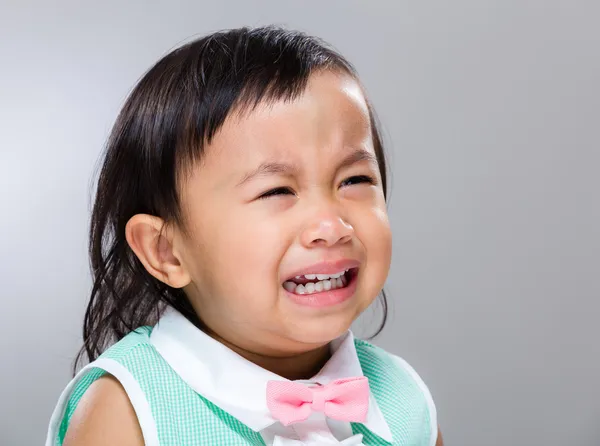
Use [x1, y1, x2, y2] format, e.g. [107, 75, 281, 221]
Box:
[56, 327, 433, 445]
[351, 339, 432, 445]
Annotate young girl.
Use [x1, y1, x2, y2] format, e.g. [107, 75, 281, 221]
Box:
[46, 26, 442, 446]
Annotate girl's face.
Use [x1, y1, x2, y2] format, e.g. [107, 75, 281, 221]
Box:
[177, 70, 391, 355]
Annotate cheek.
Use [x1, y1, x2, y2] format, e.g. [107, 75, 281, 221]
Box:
[377, 210, 393, 267]
[357, 206, 392, 282]
[190, 205, 289, 298]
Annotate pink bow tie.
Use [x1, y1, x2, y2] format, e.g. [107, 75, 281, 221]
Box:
[266, 377, 370, 426]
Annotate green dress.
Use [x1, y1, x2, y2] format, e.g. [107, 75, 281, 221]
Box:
[47, 327, 437, 445]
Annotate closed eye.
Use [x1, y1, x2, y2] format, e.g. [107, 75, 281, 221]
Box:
[258, 187, 295, 200]
[340, 175, 376, 188]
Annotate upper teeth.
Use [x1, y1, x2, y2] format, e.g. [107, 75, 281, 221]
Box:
[284, 270, 350, 295]
[296, 270, 347, 280]
[284, 276, 348, 294]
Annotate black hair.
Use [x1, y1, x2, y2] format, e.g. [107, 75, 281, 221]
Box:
[75, 26, 389, 373]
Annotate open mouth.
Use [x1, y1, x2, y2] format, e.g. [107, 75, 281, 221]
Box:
[282, 268, 358, 295]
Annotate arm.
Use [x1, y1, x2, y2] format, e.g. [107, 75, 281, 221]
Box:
[436, 426, 444, 446]
[63, 375, 144, 446]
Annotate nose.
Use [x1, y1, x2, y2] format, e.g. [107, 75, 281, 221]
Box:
[300, 213, 354, 248]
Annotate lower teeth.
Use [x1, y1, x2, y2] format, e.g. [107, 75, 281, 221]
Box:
[283, 276, 348, 295]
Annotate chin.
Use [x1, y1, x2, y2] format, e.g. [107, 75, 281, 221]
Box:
[288, 313, 355, 347]
[279, 281, 377, 347]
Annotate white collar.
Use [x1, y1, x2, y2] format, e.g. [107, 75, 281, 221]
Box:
[150, 308, 392, 442]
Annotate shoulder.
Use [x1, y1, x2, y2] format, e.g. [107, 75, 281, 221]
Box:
[355, 339, 431, 387]
[355, 339, 439, 445]
[63, 374, 144, 446]
[49, 328, 159, 446]
[99, 327, 154, 361]
[387, 352, 439, 443]
[387, 353, 435, 397]
[355, 339, 434, 398]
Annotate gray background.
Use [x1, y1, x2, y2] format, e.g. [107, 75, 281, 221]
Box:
[1, 0, 598, 445]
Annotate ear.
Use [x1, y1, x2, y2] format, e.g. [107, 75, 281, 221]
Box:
[125, 214, 191, 289]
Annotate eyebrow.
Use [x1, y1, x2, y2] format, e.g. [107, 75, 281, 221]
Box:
[338, 148, 378, 171]
[236, 148, 378, 187]
[236, 161, 297, 187]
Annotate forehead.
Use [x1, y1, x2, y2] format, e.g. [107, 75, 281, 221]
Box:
[189, 71, 373, 187]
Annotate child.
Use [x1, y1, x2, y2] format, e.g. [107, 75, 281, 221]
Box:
[46, 26, 442, 446]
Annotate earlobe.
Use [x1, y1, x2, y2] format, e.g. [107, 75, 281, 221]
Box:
[125, 214, 191, 288]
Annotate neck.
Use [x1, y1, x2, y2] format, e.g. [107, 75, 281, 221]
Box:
[208, 331, 332, 380]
